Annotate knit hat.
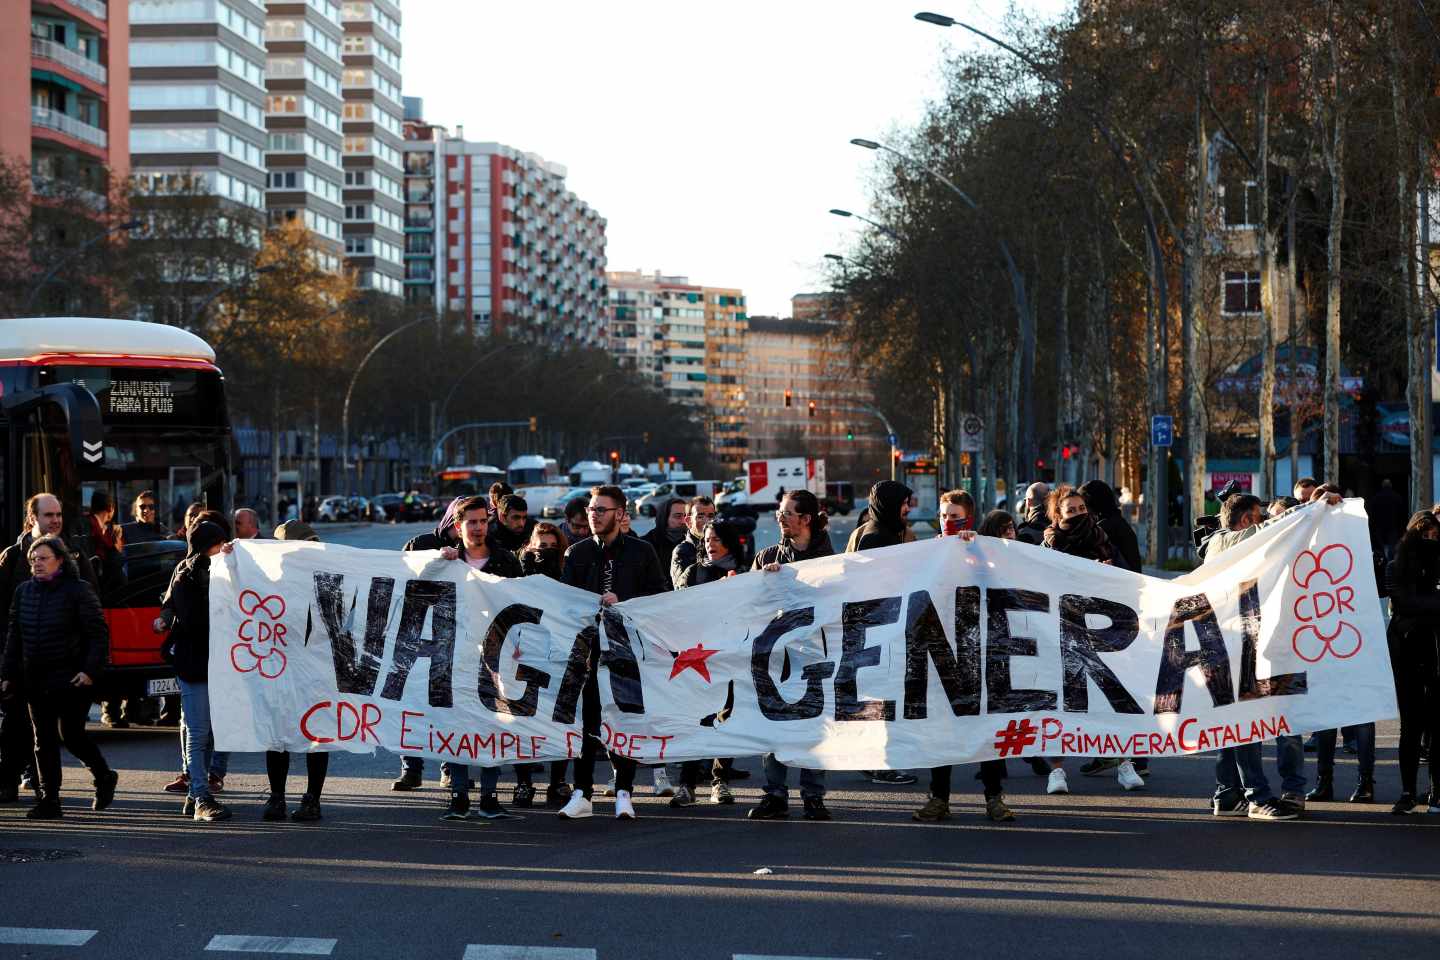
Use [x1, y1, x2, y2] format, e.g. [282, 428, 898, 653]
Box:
[187, 520, 227, 557]
[274, 519, 320, 542]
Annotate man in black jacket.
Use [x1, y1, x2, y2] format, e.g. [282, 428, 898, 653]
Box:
[0, 493, 97, 801]
[1015, 482, 1050, 545]
[1078, 480, 1142, 573]
[642, 497, 688, 589]
[557, 485, 667, 821]
[488, 494, 533, 554]
[669, 496, 715, 589]
[846, 480, 913, 551]
[748, 489, 837, 821]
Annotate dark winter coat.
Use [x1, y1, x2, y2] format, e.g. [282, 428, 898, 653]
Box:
[0, 532, 98, 631]
[402, 524, 459, 552]
[1041, 513, 1115, 564]
[846, 480, 913, 552]
[1, 572, 108, 695]
[669, 530, 705, 590]
[1015, 503, 1048, 545]
[677, 558, 742, 589]
[1078, 481, 1142, 573]
[459, 543, 523, 579]
[1386, 539, 1440, 678]
[487, 519, 532, 554]
[160, 554, 214, 684]
[751, 533, 836, 569]
[119, 519, 171, 545]
[519, 546, 564, 580]
[563, 534, 666, 602]
[641, 498, 686, 587]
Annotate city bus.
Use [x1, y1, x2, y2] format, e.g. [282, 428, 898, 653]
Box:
[1, 317, 232, 703]
[435, 464, 505, 500]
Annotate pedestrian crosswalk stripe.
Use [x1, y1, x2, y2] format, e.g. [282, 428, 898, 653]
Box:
[204, 935, 338, 955]
[734, 955, 868, 960]
[0, 928, 97, 946]
[462, 947, 597, 960]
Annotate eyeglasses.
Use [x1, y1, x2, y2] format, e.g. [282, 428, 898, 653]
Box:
[775, 510, 805, 520]
[138, 504, 156, 512]
[587, 506, 618, 516]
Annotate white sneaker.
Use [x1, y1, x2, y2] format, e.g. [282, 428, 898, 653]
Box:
[652, 768, 675, 797]
[614, 789, 636, 819]
[1116, 761, 1144, 791]
[557, 792, 593, 820]
[1046, 767, 1070, 795]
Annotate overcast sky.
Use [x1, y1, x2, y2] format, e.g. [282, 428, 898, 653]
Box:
[400, 1, 1068, 318]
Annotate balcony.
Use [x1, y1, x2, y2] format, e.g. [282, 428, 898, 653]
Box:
[32, 174, 107, 210]
[68, 0, 108, 22]
[31, 37, 107, 85]
[31, 105, 107, 149]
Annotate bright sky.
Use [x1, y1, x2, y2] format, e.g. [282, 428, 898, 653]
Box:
[400, 1, 1070, 318]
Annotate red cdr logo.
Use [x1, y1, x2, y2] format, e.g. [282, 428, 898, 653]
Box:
[1289, 544, 1361, 663]
[231, 590, 288, 679]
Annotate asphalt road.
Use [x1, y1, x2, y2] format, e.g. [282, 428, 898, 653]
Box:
[2, 520, 1436, 960]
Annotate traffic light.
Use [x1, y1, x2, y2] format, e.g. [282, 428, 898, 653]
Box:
[609, 450, 620, 465]
[807, 400, 816, 418]
[784, 389, 793, 408]
[846, 431, 854, 441]
[642, 431, 650, 444]
[668, 455, 677, 465]
[528, 416, 538, 433]
[1036, 458, 1045, 469]
[1061, 444, 1072, 460]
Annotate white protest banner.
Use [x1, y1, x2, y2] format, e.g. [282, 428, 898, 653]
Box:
[211, 501, 1397, 770]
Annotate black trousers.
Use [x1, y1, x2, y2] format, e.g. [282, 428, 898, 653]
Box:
[930, 759, 1007, 800]
[28, 691, 109, 798]
[0, 694, 37, 788]
[572, 664, 636, 799]
[680, 757, 734, 789]
[1392, 635, 1440, 796]
[266, 750, 329, 798]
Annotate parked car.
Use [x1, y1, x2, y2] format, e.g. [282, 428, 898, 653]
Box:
[635, 480, 721, 516]
[824, 481, 855, 517]
[370, 493, 404, 522]
[317, 495, 352, 522]
[541, 486, 593, 520]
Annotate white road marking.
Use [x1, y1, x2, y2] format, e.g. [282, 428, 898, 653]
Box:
[0, 927, 97, 946]
[462, 948, 597, 960]
[734, 955, 869, 960]
[204, 935, 337, 955]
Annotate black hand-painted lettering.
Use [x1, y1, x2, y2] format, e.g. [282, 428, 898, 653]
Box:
[1153, 592, 1235, 714]
[835, 597, 900, 721]
[477, 603, 552, 717]
[1058, 595, 1143, 714]
[600, 607, 646, 714]
[314, 572, 391, 697]
[752, 607, 833, 721]
[985, 588, 1058, 713]
[903, 587, 981, 720]
[378, 580, 457, 707]
[550, 623, 594, 724]
[1237, 578, 1307, 701]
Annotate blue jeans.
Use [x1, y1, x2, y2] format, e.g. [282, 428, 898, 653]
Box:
[400, 755, 466, 783]
[1275, 734, 1306, 796]
[1315, 724, 1376, 783]
[177, 679, 227, 801]
[179, 708, 228, 778]
[762, 753, 825, 800]
[1215, 742, 1274, 805]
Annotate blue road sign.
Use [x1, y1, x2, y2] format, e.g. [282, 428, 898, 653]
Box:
[887, 433, 898, 446]
[1151, 415, 1174, 448]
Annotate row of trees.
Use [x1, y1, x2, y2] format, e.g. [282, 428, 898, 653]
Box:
[0, 158, 713, 519]
[836, 0, 1440, 559]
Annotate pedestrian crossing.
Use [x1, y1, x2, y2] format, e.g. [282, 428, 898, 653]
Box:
[0, 929, 859, 959]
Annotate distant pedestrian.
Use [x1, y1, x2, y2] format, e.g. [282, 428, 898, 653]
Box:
[1369, 478, 1406, 561]
[1079, 480, 1142, 573]
[0, 535, 116, 819]
[669, 497, 716, 589]
[642, 497, 689, 584]
[1015, 482, 1050, 545]
[1384, 511, 1440, 815]
[558, 496, 590, 544]
[120, 490, 171, 544]
[233, 508, 262, 540]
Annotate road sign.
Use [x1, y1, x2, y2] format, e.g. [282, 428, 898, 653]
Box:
[887, 433, 897, 446]
[1151, 415, 1174, 448]
[959, 414, 984, 452]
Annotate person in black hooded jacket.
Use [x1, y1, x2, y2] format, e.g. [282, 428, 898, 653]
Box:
[670, 497, 716, 588]
[846, 480, 913, 552]
[0, 535, 115, 819]
[157, 519, 232, 822]
[1078, 480, 1141, 572]
[642, 497, 688, 586]
[403, 497, 463, 552]
[1386, 510, 1440, 814]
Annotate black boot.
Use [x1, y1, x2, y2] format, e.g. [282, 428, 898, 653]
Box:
[1305, 773, 1333, 802]
[1349, 779, 1375, 803]
[92, 770, 118, 811]
[27, 794, 62, 819]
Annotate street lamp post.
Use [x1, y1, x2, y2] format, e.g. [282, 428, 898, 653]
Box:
[21, 218, 143, 314]
[341, 317, 432, 496]
[915, 10, 1173, 563]
[829, 208, 902, 243]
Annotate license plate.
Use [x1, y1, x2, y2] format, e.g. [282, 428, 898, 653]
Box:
[146, 677, 180, 697]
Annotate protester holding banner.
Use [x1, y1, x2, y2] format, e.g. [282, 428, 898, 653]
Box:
[846, 480, 914, 552]
[515, 521, 574, 808]
[670, 497, 716, 589]
[558, 485, 668, 821]
[750, 489, 838, 821]
[261, 521, 332, 823]
[0, 535, 115, 819]
[672, 518, 748, 808]
[1384, 510, 1440, 815]
[914, 491, 1014, 824]
[157, 520, 231, 822]
[436, 496, 523, 821]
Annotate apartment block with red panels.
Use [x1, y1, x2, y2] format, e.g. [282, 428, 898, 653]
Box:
[436, 140, 607, 341]
[4, 0, 129, 206]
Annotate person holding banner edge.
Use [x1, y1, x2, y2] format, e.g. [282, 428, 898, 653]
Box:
[557, 485, 668, 821]
[749, 489, 837, 821]
[913, 493, 1015, 824]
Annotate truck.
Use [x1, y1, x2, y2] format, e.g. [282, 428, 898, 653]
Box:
[717, 458, 826, 518]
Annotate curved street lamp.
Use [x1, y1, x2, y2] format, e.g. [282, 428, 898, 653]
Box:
[21, 218, 143, 314]
[829, 207, 902, 242]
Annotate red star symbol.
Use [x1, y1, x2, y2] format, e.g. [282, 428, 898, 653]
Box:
[669, 644, 719, 683]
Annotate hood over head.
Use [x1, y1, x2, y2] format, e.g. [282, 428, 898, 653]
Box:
[1078, 480, 1121, 519]
[865, 480, 913, 531]
[186, 520, 227, 557]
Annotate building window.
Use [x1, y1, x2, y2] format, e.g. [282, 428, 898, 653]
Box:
[1222, 270, 1261, 314]
[1224, 180, 1260, 228]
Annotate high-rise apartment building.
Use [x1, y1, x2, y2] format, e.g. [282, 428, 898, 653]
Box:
[338, 0, 403, 296]
[262, 0, 344, 273]
[704, 287, 747, 472]
[6, 0, 129, 206]
[127, 0, 266, 211]
[607, 269, 708, 408]
[400, 125, 607, 339]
